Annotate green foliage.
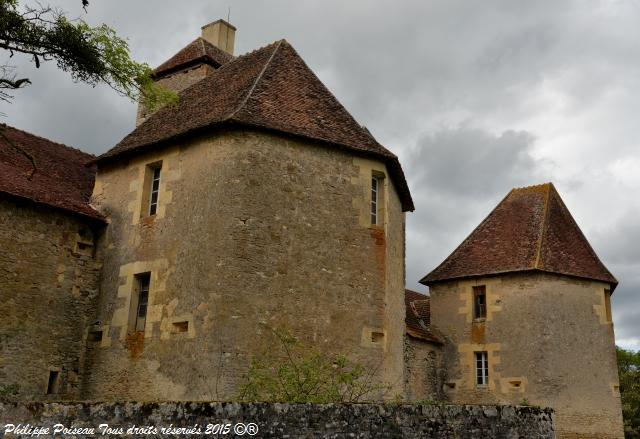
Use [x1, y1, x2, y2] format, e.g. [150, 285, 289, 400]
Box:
[237, 326, 390, 403]
[0, 383, 20, 401]
[0, 0, 176, 110]
[617, 346, 640, 438]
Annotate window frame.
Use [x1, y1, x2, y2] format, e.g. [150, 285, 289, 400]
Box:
[129, 272, 151, 333]
[473, 285, 487, 320]
[371, 176, 379, 225]
[148, 166, 161, 216]
[604, 288, 612, 323]
[475, 351, 489, 387]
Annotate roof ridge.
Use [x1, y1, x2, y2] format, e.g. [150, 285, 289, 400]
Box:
[512, 182, 553, 192]
[226, 39, 284, 121]
[533, 183, 553, 269]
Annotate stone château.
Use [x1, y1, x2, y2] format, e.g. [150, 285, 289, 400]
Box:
[0, 19, 624, 439]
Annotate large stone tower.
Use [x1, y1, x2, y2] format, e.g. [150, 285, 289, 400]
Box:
[420, 183, 624, 439]
[81, 23, 413, 400]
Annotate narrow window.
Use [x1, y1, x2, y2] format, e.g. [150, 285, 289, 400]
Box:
[129, 273, 151, 333]
[149, 166, 161, 216]
[473, 285, 486, 319]
[475, 351, 489, 386]
[46, 370, 60, 394]
[371, 177, 379, 225]
[604, 289, 612, 323]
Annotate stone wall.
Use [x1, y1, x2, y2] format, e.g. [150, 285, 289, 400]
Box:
[429, 272, 624, 439]
[0, 401, 555, 438]
[0, 196, 103, 400]
[84, 128, 406, 401]
[404, 337, 443, 402]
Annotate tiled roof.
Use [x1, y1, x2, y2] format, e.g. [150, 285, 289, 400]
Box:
[405, 289, 443, 344]
[0, 124, 103, 220]
[420, 183, 617, 288]
[154, 37, 234, 77]
[95, 40, 414, 211]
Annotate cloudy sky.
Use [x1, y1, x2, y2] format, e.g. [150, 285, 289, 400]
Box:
[2, 0, 639, 350]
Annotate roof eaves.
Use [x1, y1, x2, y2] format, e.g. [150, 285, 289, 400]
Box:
[0, 190, 106, 223]
[421, 267, 618, 290]
[406, 328, 444, 344]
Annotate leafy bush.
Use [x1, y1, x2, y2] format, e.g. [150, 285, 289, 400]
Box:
[0, 383, 20, 401]
[617, 346, 640, 438]
[238, 326, 390, 403]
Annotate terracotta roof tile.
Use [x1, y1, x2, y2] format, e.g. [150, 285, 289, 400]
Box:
[154, 37, 233, 77]
[420, 183, 617, 288]
[0, 124, 103, 220]
[95, 40, 414, 211]
[405, 289, 443, 344]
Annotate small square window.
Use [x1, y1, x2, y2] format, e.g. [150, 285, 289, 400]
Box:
[172, 321, 189, 333]
[371, 331, 385, 343]
[88, 330, 103, 342]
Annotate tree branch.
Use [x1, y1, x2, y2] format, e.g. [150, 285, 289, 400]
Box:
[0, 78, 31, 89]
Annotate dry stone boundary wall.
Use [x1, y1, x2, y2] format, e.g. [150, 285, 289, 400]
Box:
[0, 401, 555, 438]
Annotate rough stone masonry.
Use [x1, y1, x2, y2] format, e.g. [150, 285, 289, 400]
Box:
[0, 402, 555, 439]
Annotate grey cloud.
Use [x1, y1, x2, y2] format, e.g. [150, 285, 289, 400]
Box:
[408, 128, 542, 198]
[404, 126, 549, 289]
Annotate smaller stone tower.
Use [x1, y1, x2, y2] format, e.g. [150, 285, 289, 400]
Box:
[135, 20, 236, 126]
[420, 183, 624, 439]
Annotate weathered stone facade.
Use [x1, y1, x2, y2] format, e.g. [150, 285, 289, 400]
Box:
[0, 401, 556, 439]
[429, 272, 624, 439]
[403, 337, 443, 402]
[0, 196, 103, 400]
[82, 129, 406, 401]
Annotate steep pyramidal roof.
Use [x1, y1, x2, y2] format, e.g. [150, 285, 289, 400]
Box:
[153, 37, 234, 77]
[0, 124, 102, 220]
[95, 40, 413, 211]
[420, 183, 617, 287]
[405, 289, 443, 344]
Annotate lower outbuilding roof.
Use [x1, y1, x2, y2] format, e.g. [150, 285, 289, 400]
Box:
[0, 124, 103, 221]
[405, 289, 444, 344]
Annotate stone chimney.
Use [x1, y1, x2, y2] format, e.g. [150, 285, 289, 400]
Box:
[201, 19, 236, 55]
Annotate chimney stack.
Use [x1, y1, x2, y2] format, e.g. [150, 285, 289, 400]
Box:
[201, 19, 236, 55]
